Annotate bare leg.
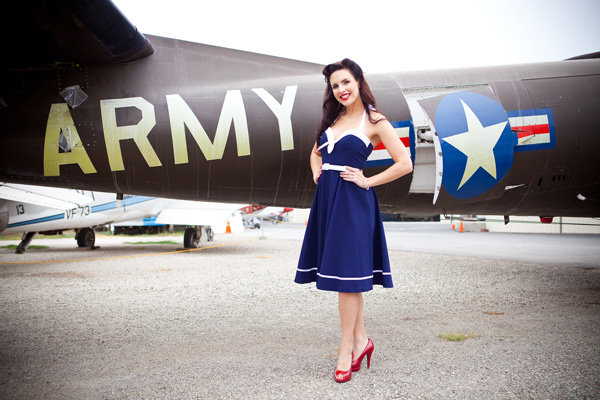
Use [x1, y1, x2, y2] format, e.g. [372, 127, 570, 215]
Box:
[337, 292, 360, 373]
[352, 293, 369, 360]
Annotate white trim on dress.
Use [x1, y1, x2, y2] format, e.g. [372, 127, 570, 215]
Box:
[296, 268, 391, 280]
[317, 110, 371, 152]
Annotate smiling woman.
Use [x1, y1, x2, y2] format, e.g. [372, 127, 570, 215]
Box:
[294, 58, 412, 383]
[317, 62, 380, 142]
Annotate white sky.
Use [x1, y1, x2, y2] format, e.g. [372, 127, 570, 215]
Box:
[113, 0, 600, 73]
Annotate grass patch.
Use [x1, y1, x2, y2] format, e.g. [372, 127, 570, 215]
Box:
[439, 331, 480, 342]
[124, 240, 178, 245]
[483, 311, 504, 316]
[114, 230, 185, 237]
[0, 232, 77, 240]
[1, 244, 49, 250]
[0, 231, 182, 241]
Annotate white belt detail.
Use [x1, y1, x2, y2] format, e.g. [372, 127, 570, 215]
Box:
[321, 163, 347, 172]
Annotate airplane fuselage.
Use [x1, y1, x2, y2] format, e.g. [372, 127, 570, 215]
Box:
[1, 36, 599, 217]
[2, 193, 171, 234]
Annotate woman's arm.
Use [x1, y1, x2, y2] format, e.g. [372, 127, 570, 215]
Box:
[310, 143, 323, 185]
[340, 119, 413, 188]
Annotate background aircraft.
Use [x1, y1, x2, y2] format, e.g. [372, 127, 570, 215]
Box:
[0, 0, 598, 222]
[0, 183, 245, 253]
[113, 201, 246, 237]
[254, 207, 295, 224]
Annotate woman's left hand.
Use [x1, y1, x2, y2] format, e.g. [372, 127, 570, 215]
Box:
[340, 166, 369, 189]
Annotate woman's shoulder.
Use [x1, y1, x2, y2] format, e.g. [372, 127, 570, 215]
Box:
[367, 110, 388, 125]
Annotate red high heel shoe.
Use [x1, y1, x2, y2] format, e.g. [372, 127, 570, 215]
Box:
[351, 338, 374, 372]
[334, 352, 353, 383]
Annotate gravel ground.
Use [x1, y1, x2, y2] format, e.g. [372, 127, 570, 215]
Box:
[0, 226, 599, 399]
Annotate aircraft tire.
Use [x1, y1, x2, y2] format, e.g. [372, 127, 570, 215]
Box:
[184, 227, 200, 248]
[205, 227, 214, 242]
[76, 228, 95, 248]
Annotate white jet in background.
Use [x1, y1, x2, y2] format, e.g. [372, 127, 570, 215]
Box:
[115, 200, 247, 248]
[254, 206, 295, 224]
[0, 183, 247, 253]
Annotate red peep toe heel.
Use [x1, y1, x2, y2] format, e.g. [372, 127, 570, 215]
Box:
[351, 338, 374, 372]
[334, 352, 353, 383]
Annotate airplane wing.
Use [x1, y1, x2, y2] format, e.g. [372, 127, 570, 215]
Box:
[2, 0, 154, 70]
[254, 206, 293, 217]
[0, 183, 94, 210]
[154, 201, 248, 227]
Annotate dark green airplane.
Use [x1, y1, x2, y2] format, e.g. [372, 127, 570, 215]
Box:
[1, 0, 599, 234]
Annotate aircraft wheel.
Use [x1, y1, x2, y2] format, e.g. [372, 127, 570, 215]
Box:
[76, 228, 95, 248]
[184, 227, 201, 248]
[205, 227, 214, 242]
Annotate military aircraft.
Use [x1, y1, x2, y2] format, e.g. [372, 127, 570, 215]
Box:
[254, 207, 295, 224]
[1, 0, 598, 235]
[0, 183, 245, 252]
[0, 183, 172, 252]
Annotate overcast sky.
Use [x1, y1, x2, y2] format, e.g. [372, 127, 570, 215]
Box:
[113, 0, 599, 73]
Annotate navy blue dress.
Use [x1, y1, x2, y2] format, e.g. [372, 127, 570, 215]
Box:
[295, 111, 393, 292]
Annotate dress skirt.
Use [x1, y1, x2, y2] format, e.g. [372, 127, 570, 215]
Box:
[294, 168, 393, 293]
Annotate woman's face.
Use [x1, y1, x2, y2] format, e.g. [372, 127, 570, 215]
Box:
[329, 69, 360, 107]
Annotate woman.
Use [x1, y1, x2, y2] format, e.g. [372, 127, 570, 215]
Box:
[294, 58, 413, 383]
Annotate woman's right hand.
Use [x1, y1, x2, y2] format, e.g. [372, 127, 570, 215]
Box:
[313, 167, 322, 185]
[310, 143, 322, 185]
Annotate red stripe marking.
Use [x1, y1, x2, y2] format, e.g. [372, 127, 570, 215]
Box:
[374, 137, 409, 150]
[511, 124, 549, 138]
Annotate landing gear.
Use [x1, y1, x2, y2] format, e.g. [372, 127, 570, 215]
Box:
[15, 232, 36, 254]
[183, 226, 213, 248]
[205, 227, 214, 242]
[183, 227, 201, 248]
[76, 228, 95, 248]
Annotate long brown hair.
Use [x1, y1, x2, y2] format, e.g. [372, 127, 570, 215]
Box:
[317, 58, 384, 143]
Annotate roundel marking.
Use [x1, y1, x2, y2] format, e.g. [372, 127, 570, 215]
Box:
[435, 92, 514, 199]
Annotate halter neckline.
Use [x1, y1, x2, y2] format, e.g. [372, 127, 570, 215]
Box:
[317, 110, 370, 153]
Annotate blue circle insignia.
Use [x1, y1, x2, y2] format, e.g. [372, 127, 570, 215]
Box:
[435, 92, 513, 199]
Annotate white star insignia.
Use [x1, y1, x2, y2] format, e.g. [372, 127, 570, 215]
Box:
[442, 99, 507, 190]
